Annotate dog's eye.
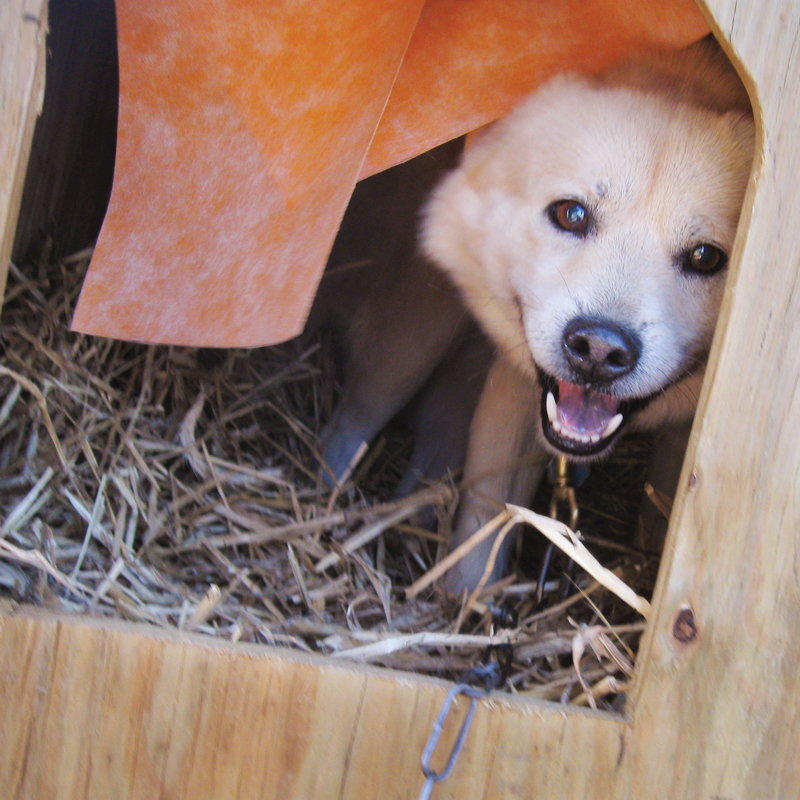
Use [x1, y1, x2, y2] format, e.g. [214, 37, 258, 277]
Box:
[684, 244, 728, 275]
[548, 200, 591, 236]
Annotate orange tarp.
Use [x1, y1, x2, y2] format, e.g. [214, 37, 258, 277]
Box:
[72, 0, 709, 348]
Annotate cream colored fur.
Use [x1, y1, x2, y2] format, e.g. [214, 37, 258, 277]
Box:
[421, 38, 754, 591]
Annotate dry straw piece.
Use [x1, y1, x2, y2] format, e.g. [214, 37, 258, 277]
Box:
[507, 505, 652, 619]
[0, 250, 661, 705]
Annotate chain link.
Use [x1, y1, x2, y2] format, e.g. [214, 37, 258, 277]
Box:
[417, 609, 516, 799]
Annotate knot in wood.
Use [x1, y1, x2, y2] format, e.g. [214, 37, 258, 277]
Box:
[672, 606, 698, 643]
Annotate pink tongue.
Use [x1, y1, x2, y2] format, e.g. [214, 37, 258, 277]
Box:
[557, 380, 619, 436]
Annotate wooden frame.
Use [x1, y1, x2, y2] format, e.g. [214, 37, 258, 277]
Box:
[2, 0, 800, 796]
[0, 0, 47, 299]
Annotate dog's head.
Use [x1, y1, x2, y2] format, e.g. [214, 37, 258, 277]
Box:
[422, 75, 754, 459]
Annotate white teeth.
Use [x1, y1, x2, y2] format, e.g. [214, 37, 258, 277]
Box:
[601, 413, 624, 440]
[546, 392, 558, 423]
[546, 390, 623, 446]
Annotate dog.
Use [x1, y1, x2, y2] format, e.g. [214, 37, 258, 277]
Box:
[315, 37, 754, 594]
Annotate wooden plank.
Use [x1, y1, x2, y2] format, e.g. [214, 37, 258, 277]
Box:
[0, 0, 47, 299]
[613, 1, 800, 798]
[0, 607, 626, 799]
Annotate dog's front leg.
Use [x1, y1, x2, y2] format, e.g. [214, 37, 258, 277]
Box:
[320, 257, 466, 481]
[442, 354, 549, 594]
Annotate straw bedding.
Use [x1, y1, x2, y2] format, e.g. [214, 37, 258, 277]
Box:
[0, 249, 665, 708]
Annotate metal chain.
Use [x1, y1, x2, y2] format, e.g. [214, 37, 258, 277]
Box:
[417, 609, 516, 799]
[417, 457, 585, 795]
[418, 677, 494, 800]
[536, 456, 584, 606]
[549, 455, 579, 529]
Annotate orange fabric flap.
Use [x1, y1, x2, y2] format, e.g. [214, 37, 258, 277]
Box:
[360, 0, 710, 179]
[72, 0, 709, 348]
[72, 0, 426, 347]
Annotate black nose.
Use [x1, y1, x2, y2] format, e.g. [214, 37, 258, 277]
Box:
[562, 317, 640, 383]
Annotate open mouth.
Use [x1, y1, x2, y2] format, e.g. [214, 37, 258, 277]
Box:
[537, 369, 654, 458]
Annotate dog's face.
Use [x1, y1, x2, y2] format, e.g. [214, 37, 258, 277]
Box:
[423, 77, 754, 459]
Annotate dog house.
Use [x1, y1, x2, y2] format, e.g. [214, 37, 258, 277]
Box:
[2, 0, 800, 796]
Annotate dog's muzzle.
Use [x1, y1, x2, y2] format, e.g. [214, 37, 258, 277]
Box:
[537, 317, 651, 458]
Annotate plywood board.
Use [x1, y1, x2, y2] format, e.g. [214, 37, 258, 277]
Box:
[0, 0, 48, 298]
[610, 0, 800, 795]
[0, 607, 625, 799]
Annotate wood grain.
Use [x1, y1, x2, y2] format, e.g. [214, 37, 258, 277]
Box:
[0, 608, 625, 799]
[615, 0, 800, 797]
[0, 0, 47, 298]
